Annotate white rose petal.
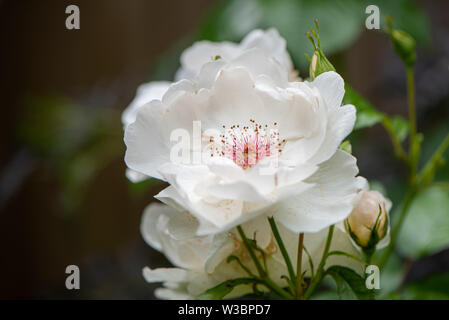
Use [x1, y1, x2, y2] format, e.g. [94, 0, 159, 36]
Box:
[176, 28, 295, 82]
[141, 203, 363, 300]
[122, 81, 171, 128]
[122, 81, 171, 182]
[125, 67, 358, 235]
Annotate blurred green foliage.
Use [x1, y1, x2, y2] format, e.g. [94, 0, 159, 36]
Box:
[390, 116, 410, 143]
[16, 97, 123, 214]
[377, 253, 403, 298]
[403, 273, 449, 299]
[397, 185, 449, 259]
[148, 0, 431, 81]
[197, 0, 430, 70]
[343, 85, 385, 130]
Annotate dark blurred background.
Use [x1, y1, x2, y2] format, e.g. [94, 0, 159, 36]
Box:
[1, 0, 448, 299]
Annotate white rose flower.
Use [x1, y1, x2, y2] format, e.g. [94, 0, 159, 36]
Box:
[125, 59, 363, 235]
[175, 28, 297, 82]
[122, 29, 295, 182]
[122, 28, 295, 128]
[122, 81, 171, 182]
[122, 81, 172, 128]
[141, 202, 363, 300]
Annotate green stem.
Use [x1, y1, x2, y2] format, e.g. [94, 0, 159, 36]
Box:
[263, 278, 293, 300]
[364, 252, 372, 266]
[227, 256, 256, 278]
[378, 186, 418, 268]
[236, 226, 266, 278]
[419, 132, 449, 188]
[267, 217, 296, 285]
[237, 225, 293, 299]
[295, 233, 305, 298]
[378, 66, 422, 269]
[304, 225, 334, 299]
[380, 133, 449, 269]
[407, 67, 417, 142]
[406, 66, 419, 179]
[381, 117, 409, 165]
[379, 129, 449, 269]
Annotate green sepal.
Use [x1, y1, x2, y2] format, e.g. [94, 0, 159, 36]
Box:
[307, 20, 336, 80]
[386, 16, 416, 68]
[339, 140, 352, 154]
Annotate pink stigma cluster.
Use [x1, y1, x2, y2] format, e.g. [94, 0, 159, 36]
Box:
[210, 120, 285, 169]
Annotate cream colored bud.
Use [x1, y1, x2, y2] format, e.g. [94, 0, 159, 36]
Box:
[345, 191, 389, 252]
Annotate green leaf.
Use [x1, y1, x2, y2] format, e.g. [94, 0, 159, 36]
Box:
[343, 86, 408, 143]
[390, 116, 410, 143]
[326, 266, 375, 300]
[343, 84, 385, 130]
[403, 273, 449, 300]
[339, 140, 352, 154]
[397, 186, 449, 259]
[198, 278, 259, 300]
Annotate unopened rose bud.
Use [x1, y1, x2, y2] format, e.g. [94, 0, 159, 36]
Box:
[307, 20, 336, 80]
[345, 191, 390, 255]
[386, 16, 416, 67]
[309, 49, 336, 80]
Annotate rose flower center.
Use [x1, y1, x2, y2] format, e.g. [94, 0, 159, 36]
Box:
[209, 120, 285, 169]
